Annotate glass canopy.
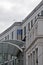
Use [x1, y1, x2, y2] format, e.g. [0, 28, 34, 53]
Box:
[0, 40, 25, 64]
[0, 40, 25, 55]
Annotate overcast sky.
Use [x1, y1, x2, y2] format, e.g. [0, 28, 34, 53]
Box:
[0, 0, 42, 33]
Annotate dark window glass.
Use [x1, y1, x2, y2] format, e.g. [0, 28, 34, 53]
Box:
[12, 31, 14, 39]
[36, 48, 38, 65]
[34, 17, 37, 23]
[41, 10, 43, 16]
[31, 20, 33, 28]
[17, 29, 22, 35]
[28, 22, 30, 31]
[33, 51, 35, 65]
[24, 26, 26, 36]
[38, 13, 40, 16]
[21, 29, 23, 40]
[13, 60, 14, 65]
[8, 35, 9, 40]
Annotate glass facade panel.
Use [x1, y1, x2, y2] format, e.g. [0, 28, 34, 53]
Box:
[0, 53, 8, 64]
[0, 54, 3, 63]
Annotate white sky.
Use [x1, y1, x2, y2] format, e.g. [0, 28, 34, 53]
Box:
[0, 0, 42, 33]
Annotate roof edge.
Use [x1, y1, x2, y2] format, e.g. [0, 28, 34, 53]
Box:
[0, 22, 22, 37]
[22, 1, 43, 24]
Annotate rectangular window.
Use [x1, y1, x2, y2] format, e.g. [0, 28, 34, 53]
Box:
[12, 31, 14, 40]
[36, 48, 38, 65]
[17, 29, 22, 40]
[34, 17, 37, 23]
[33, 51, 35, 65]
[24, 26, 26, 36]
[30, 54, 32, 65]
[41, 10, 43, 16]
[28, 56, 30, 65]
[21, 29, 23, 40]
[8, 35, 9, 40]
[28, 22, 30, 31]
[31, 20, 33, 28]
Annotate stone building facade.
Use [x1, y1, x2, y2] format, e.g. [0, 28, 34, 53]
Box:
[0, 0, 43, 65]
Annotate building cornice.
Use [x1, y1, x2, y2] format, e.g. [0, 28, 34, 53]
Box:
[22, 1, 43, 24]
[0, 22, 22, 37]
[25, 35, 43, 52]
